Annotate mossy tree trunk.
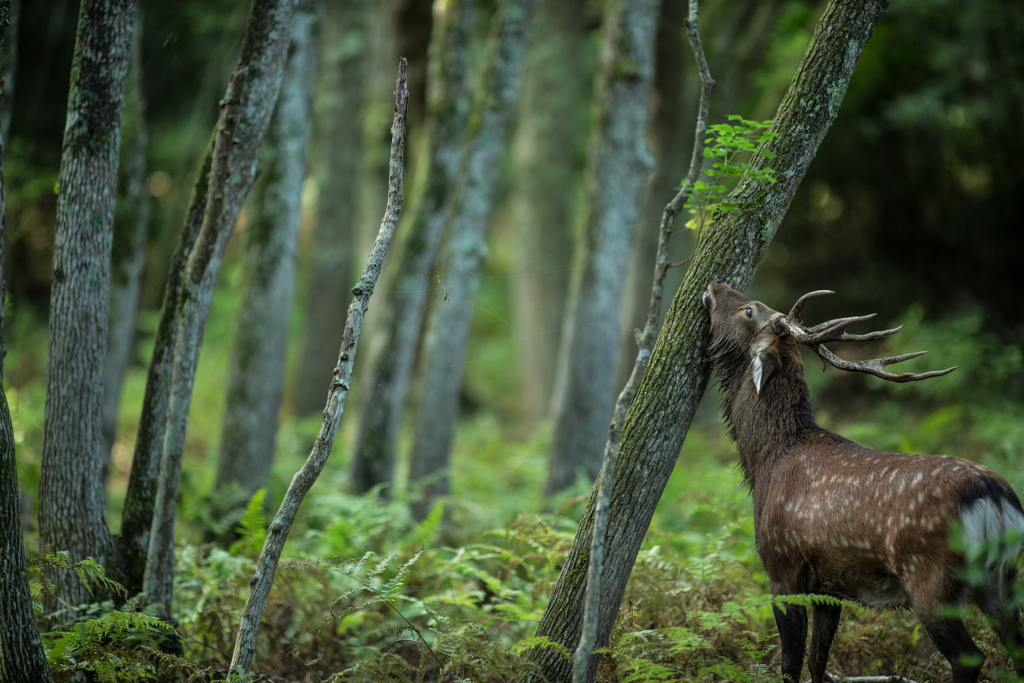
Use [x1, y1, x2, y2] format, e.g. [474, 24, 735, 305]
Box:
[545, 0, 659, 496]
[508, 0, 593, 426]
[293, 0, 368, 418]
[520, 0, 890, 680]
[136, 0, 297, 610]
[407, 0, 538, 513]
[350, 0, 477, 496]
[39, 0, 136, 616]
[216, 1, 320, 503]
[102, 10, 149, 472]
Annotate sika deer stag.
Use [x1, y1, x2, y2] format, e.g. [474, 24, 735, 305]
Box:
[703, 281, 1024, 683]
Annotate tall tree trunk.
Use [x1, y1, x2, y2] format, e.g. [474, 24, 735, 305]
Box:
[293, 0, 368, 418]
[508, 0, 592, 426]
[140, 0, 297, 611]
[0, 3, 50, 676]
[103, 11, 148, 470]
[39, 0, 135, 616]
[1, 389, 53, 682]
[216, 2, 319, 502]
[349, 0, 477, 495]
[0, 0, 13, 379]
[407, 0, 538, 513]
[545, 0, 659, 496]
[519, 1, 890, 679]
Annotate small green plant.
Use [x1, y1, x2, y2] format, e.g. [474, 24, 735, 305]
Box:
[683, 115, 779, 236]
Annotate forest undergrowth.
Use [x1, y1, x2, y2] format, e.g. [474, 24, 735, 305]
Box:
[7, 263, 1024, 682]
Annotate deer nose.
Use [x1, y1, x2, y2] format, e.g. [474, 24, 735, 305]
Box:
[702, 289, 712, 309]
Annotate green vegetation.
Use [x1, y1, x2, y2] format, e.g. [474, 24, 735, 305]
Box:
[9, 265, 1023, 680]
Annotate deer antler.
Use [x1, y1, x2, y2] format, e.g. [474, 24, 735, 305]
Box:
[781, 291, 958, 383]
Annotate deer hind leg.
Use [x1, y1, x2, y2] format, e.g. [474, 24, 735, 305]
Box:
[973, 581, 1024, 676]
[808, 601, 841, 683]
[773, 602, 808, 683]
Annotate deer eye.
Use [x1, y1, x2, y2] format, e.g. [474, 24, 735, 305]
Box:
[744, 307, 753, 318]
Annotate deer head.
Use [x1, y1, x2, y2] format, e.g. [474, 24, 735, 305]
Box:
[703, 281, 957, 395]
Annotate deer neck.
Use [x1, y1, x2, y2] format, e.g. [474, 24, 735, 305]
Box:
[723, 346, 819, 492]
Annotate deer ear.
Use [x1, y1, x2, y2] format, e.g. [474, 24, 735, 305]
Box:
[750, 341, 781, 395]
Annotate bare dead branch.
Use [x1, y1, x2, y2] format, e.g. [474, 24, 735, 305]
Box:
[227, 58, 408, 677]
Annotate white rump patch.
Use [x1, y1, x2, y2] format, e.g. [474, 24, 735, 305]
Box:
[958, 497, 1024, 580]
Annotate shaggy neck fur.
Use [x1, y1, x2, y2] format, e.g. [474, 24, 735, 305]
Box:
[710, 334, 819, 492]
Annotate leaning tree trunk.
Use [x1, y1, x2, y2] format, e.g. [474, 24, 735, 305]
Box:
[140, 0, 297, 611]
[102, 11, 149, 469]
[349, 0, 476, 496]
[508, 0, 592, 426]
[519, 0, 891, 680]
[216, 2, 319, 503]
[38, 0, 135, 616]
[545, 0, 659, 497]
[292, 0, 368, 418]
[407, 0, 538, 513]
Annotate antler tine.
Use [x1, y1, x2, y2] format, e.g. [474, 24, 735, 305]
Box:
[787, 290, 834, 320]
[808, 344, 958, 383]
[794, 314, 908, 346]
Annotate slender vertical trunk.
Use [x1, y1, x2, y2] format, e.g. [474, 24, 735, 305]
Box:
[141, 0, 298, 611]
[350, 0, 477, 495]
[407, 0, 539, 512]
[0, 0, 16, 145]
[545, 0, 659, 496]
[217, 3, 320, 500]
[0, 2, 50, 677]
[39, 0, 135, 616]
[0, 0, 12, 381]
[1, 389, 53, 682]
[520, 1, 890, 679]
[617, 0, 690, 391]
[293, 0, 368, 418]
[508, 0, 592, 426]
[103, 11, 149, 469]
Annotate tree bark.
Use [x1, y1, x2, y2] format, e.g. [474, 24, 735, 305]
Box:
[1, 388, 53, 682]
[39, 0, 136, 616]
[508, 0, 592, 426]
[350, 0, 477, 496]
[216, 2, 319, 501]
[142, 0, 297, 611]
[293, 0, 368, 418]
[545, 0, 659, 496]
[520, 0, 890, 680]
[102, 10, 148, 470]
[407, 0, 538, 512]
[229, 59, 407, 678]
